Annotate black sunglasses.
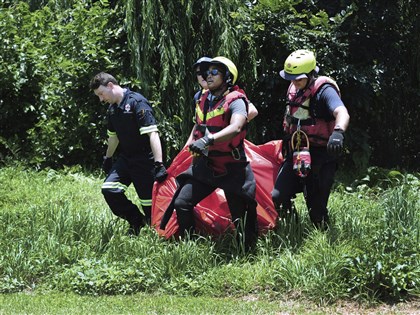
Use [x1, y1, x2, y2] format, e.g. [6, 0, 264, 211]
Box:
[204, 69, 221, 76]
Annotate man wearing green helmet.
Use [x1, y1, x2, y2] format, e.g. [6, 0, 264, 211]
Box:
[272, 49, 350, 229]
[166, 56, 258, 250]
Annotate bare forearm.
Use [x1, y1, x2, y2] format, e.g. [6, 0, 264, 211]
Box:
[105, 136, 119, 157]
[149, 131, 164, 162]
[333, 106, 350, 131]
[247, 102, 258, 121]
[212, 114, 246, 143]
[184, 127, 196, 148]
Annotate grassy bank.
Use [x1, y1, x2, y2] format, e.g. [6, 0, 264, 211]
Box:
[1, 292, 419, 315]
[0, 166, 419, 311]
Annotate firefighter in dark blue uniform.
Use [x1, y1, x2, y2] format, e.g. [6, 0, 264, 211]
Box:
[90, 72, 168, 235]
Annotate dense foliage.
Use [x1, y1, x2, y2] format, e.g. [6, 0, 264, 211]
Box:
[0, 0, 419, 171]
[0, 0, 127, 168]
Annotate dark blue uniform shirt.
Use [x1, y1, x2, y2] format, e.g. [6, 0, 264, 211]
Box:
[107, 89, 158, 157]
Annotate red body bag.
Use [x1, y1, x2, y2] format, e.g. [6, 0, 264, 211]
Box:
[151, 139, 284, 239]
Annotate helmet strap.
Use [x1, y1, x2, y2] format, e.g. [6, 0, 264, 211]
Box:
[304, 72, 317, 89]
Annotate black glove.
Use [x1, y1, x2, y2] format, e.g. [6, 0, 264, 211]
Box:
[154, 161, 168, 183]
[188, 135, 214, 156]
[102, 156, 113, 174]
[327, 129, 344, 156]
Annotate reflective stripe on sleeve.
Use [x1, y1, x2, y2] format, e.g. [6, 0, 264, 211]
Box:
[107, 130, 117, 137]
[140, 125, 159, 135]
[101, 181, 128, 192]
[140, 199, 152, 207]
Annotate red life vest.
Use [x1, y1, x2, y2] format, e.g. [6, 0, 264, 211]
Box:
[231, 85, 251, 103]
[194, 88, 248, 163]
[283, 76, 340, 146]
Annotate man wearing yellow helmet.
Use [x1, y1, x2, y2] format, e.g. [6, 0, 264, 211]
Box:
[169, 56, 258, 250]
[184, 56, 259, 146]
[272, 49, 350, 229]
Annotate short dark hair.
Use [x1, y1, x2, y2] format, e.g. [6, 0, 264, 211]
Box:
[89, 72, 118, 90]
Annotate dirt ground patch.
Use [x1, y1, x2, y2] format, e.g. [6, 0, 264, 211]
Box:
[299, 298, 420, 315]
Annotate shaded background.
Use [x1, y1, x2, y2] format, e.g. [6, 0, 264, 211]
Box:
[0, 0, 418, 173]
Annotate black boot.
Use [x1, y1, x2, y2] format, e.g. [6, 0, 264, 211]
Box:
[244, 209, 258, 252]
[127, 215, 146, 236]
[125, 205, 146, 236]
[175, 207, 195, 239]
[310, 211, 329, 232]
[142, 206, 152, 226]
[312, 219, 329, 231]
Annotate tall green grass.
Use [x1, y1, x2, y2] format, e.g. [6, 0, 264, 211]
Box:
[0, 166, 419, 304]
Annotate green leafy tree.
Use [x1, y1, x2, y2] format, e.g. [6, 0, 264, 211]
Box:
[233, 0, 352, 143]
[1, 0, 419, 171]
[340, 0, 420, 169]
[234, 0, 420, 171]
[125, 0, 251, 157]
[0, 1, 127, 168]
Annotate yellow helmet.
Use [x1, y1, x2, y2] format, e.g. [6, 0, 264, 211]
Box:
[280, 50, 319, 80]
[200, 56, 238, 84]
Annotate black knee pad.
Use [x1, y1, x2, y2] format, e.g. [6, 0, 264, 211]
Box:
[173, 197, 193, 210]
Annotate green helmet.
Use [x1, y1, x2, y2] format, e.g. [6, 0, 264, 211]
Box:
[200, 56, 238, 84]
[279, 50, 319, 80]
